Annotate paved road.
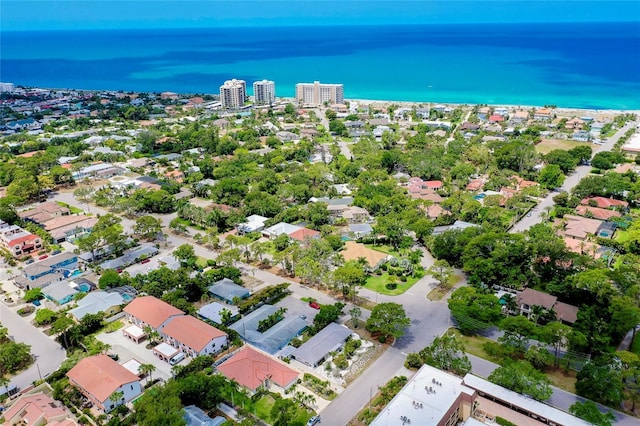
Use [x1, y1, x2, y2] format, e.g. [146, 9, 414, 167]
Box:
[510, 122, 637, 233]
[0, 303, 66, 391]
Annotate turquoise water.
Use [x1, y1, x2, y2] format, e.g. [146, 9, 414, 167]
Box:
[2, 22, 639, 108]
[77, 283, 91, 293]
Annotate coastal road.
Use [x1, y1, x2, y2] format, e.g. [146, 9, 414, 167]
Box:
[510, 121, 637, 233]
[0, 303, 66, 391]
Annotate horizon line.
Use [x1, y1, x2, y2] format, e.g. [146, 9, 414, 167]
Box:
[3, 20, 640, 33]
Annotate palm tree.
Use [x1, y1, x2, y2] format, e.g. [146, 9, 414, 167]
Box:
[139, 363, 156, 385]
[108, 390, 124, 411]
[530, 305, 545, 325]
[502, 294, 517, 315]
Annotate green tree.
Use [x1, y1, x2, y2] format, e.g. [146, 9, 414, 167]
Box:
[576, 356, 624, 406]
[139, 363, 156, 385]
[133, 215, 163, 241]
[448, 287, 502, 335]
[407, 333, 472, 376]
[23, 288, 44, 302]
[99, 269, 126, 289]
[540, 322, 573, 368]
[350, 306, 362, 328]
[333, 260, 366, 300]
[488, 360, 553, 401]
[537, 164, 565, 190]
[524, 345, 554, 370]
[34, 308, 57, 326]
[133, 386, 186, 426]
[569, 401, 615, 426]
[0, 341, 32, 375]
[366, 302, 411, 340]
[173, 244, 197, 269]
[271, 397, 298, 426]
[498, 315, 536, 355]
[428, 259, 455, 290]
[312, 303, 343, 333]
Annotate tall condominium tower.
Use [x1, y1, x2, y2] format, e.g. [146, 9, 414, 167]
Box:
[253, 80, 276, 105]
[219, 79, 247, 109]
[295, 81, 344, 106]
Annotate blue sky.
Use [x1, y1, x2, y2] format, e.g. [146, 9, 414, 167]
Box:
[3, 0, 640, 31]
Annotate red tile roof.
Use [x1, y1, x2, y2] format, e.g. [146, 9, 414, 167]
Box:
[6, 233, 40, 247]
[3, 393, 69, 425]
[424, 180, 443, 189]
[217, 346, 299, 391]
[580, 197, 629, 209]
[66, 355, 139, 403]
[161, 315, 226, 352]
[575, 205, 622, 221]
[289, 227, 321, 241]
[123, 296, 184, 329]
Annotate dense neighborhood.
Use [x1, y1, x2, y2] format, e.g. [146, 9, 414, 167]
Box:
[1, 83, 640, 426]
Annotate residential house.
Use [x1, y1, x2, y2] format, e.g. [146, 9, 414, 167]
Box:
[160, 315, 228, 358]
[17, 252, 78, 287]
[291, 323, 352, 367]
[341, 241, 391, 271]
[516, 288, 579, 324]
[563, 237, 603, 259]
[340, 205, 371, 223]
[3, 389, 77, 426]
[237, 215, 269, 234]
[217, 346, 300, 394]
[41, 281, 78, 305]
[534, 108, 553, 121]
[66, 354, 142, 413]
[43, 215, 97, 243]
[69, 291, 125, 321]
[488, 114, 504, 123]
[348, 223, 374, 239]
[575, 205, 622, 221]
[262, 222, 302, 239]
[18, 201, 70, 224]
[198, 302, 239, 325]
[288, 227, 321, 243]
[207, 278, 250, 303]
[164, 169, 185, 183]
[477, 107, 490, 120]
[183, 405, 226, 426]
[466, 179, 485, 192]
[565, 118, 585, 130]
[580, 196, 629, 210]
[123, 295, 184, 331]
[557, 215, 603, 241]
[0, 220, 42, 257]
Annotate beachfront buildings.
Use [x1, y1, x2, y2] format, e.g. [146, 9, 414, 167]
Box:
[253, 79, 276, 105]
[220, 79, 247, 109]
[295, 81, 344, 106]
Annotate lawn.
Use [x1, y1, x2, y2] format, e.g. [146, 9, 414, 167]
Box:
[364, 243, 404, 258]
[535, 138, 592, 155]
[56, 201, 84, 214]
[365, 273, 419, 295]
[447, 328, 577, 393]
[631, 334, 640, 355]
[253, 394, 314, 425]
[616, 230, 631, 243]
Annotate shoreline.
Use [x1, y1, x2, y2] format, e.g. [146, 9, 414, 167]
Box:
[9, 86, 640, 116]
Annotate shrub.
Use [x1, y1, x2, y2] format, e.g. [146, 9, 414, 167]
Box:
[404, 353, 423, 369]
[385, 283, 397, 290]
[399, 276, 407, 282]
[333, 354, 348, 369]
[496, 417, 517, 426]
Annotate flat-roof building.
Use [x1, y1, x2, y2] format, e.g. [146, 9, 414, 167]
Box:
[291, 322, 352, 367]
[295, 81, 344, 106]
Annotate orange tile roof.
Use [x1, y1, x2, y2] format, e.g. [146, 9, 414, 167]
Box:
[342, 241, 389, 266]
[217, 346, 299, 391]
[161, 315, 226, 352]
[43, 214, 92, 231]
[3, 393, 69, 425]
[123, 296, 184, 329]
[580, 196, 629, 209]
[288, 227, 320, 241]
[66, 355, 139, 403]
[575, 205, 622, 221]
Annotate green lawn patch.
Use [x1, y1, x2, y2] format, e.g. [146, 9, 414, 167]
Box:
[56, 201, 84, 214]
[254, 395, 276, 423]
[364, 244, 403, 258]
[196, 256, 208, 269]
[365, 273, 419, 296]
[616, 230, 631, 243]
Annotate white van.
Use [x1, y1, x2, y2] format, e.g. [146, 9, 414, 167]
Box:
[169, 352, 185, 365]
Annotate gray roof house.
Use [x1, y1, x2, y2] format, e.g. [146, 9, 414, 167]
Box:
[41, 281, 78, 305]
[207, 278, 250, 303]
[69, 291, 125, 321]
[291, 323, 352, 367]
[198, 302, 239, 324]
[230, 305, 307, 354]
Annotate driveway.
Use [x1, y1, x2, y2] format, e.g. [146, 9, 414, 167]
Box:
[0, 303, 66, 390]
[96, 329, 175, 382]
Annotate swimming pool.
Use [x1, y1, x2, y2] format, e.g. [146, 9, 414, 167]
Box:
[122, 294, 133, 302]
[77, 283, 91, 293]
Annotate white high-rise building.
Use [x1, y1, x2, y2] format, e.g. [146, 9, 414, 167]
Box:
[219, 79, 246, 109]
[0, 83, 15, 93]
[253, 80, 276, 105]
[295, 81, 344, 106]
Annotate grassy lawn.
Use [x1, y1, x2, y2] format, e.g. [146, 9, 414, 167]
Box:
[254, 395, 276, 423]
[616, 230, 631, 243]
[447, 328, 577, 393]
[196, 256, 209, 269]
[535, 139, 592, 155]
[364, 243, 404, 258]
[365, 273, 419, 295]
[56, 201, 84, 214]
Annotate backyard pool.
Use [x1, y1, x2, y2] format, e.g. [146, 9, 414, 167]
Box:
[77, 283, 92, 293]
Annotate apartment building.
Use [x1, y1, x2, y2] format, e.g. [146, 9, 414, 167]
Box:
[295, 81, 344, 106]
[220, 79, 247, 109]
[0, 220, 42, 257]
[253, 79, 276, 105]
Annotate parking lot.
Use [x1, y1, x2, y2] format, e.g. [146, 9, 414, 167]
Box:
[273, 296, 320, 327]
[96, 326, 182, 382]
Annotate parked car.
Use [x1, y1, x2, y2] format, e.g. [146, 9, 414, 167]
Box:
[116, 268, 123, 273]
[25, 259, 35, 265]
[309, 301, 321, 310]
[307, 415, 321, 426]
[107, 353, 119, 361]
[38, 254, 48, 260]
[140, 258, 151, 264]
[51, 249, 61, 255]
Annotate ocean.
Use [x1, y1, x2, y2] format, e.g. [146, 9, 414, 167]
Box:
[2, 22, 639, 109]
